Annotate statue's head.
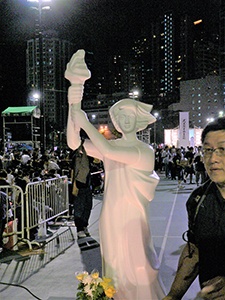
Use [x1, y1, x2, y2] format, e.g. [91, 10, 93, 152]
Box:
[109, 99, 156, 133]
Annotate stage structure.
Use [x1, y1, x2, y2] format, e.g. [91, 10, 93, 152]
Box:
[164, 127, 203, 148]
[2, 106, 41, 151]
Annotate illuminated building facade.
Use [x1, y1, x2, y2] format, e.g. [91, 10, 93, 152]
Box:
[169, 75, 224, 128]
[220, 0, 225, 102]
[26, 35, 74, 131]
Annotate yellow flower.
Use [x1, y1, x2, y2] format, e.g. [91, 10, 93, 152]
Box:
[75, 273, 84, 281]
[91, 272, 99, 279]
[103, 277, 111, 283]
[99, 281, 108, 289]
[105, 285, 116, 298]
[100, 277, 112, 289]
[75, 271, 88, 281]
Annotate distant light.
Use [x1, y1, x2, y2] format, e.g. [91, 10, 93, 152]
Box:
[92, 114, 96, 120]
[194, 19, 202, 25]
[99, 125, 108, 134]
[99, 125, 104, 134]
[27, 0, 51, 2]
[42, 6, 51, 9]
[33, 92, 40, 100]
[207, 117, 214, 123]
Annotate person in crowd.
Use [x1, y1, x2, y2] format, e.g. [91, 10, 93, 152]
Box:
[15, 169, 29, 192]
[173, 148, 184, 187]
[32, 170, 42, 182]
[90, 157, 104, 194]
[6, 168, 15, 186]
[70, 141, 93, 239]
[163, 117, 225, 300]
[184, 146, 195, 184]
[0, 152, 3, 169]
[0, 169, 10, 248]
[48, 157, 60, 171]
[20, 149, 31, 166]
[31, 148, 41, 169]
[11, 150, 21, 170]
[167, 148, 175, 179]
[41, 157, 60, 176]
[0, 170, 9, 186]
[170, 148, 177, 180]
[155, 147, 163, 173]
[48, 168, 60, 178]
[161, 146, 171, 178]
[194, 146, 206, 186]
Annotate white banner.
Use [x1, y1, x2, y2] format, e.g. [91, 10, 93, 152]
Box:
[179, 112, 189, 148]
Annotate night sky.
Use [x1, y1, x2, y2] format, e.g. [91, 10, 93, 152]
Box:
[0, 0, 220, 111]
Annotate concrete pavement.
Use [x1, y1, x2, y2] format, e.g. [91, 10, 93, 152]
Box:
[0, 174, 201, 300]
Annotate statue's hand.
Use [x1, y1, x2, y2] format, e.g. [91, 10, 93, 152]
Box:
[65, 49, 91, 85]
[70, 105, 89, 128]
[197, 276, 225, 299]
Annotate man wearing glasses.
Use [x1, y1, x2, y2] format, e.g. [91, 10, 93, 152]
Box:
[163, 117, 225, 300]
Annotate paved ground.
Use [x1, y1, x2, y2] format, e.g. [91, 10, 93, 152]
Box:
[0, 174, 201, 300]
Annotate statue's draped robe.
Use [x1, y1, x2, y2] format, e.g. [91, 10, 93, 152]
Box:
[99, 142, 165, 300]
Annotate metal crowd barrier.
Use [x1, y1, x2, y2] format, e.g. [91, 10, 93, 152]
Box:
[0, 176, 69, 251]
[0, 185, 24, 251]
[25, 176, 69, 241]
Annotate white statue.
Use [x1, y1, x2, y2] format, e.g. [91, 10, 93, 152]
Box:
[66, 50, 165, 300]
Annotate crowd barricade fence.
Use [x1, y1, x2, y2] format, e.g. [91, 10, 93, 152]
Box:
[0, 185, 24, 251]
[25, 176, 69, 242]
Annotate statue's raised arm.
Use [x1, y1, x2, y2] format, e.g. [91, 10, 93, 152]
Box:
[65, 49, 91, 150]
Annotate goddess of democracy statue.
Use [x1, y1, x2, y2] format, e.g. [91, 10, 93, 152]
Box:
[66, 50, 165, 300]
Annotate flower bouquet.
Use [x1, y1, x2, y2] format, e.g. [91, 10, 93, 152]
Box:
[75, 269, 116, 300]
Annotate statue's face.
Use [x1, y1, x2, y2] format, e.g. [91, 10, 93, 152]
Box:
[118, 108, 137, 133]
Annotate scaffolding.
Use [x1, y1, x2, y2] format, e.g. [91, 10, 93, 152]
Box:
[1, 106, 41, 151]
[137, 128, 151, 144]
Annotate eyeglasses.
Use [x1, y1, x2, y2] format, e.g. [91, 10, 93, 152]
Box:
[203, 147, 225, 157]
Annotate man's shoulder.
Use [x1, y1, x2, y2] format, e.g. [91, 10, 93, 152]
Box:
[187, 180, 212, 206]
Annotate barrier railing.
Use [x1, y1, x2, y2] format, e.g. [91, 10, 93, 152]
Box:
[25, 176, 69, 241]
[0, 176, 69, 251]
[0, 185, 24, 251]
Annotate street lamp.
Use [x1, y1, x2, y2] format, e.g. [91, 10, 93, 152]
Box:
[129, 90, 139, 100]
[32, 92, 40, 104]
[27, 0, 52, 152]
[154, 112, 159, 145]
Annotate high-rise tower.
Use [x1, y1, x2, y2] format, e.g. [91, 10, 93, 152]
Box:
[220, 0, 225, 105]
[26, 34, 74, 132]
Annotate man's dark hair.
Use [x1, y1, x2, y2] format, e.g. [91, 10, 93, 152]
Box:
[201, 117, 225, 143]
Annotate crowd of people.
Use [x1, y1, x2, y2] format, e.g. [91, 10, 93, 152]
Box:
[0, 143, 208, 194]
[154, 145, 207, 187]
[0, 148, 71, 187]
[0, 146, 104, 246]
